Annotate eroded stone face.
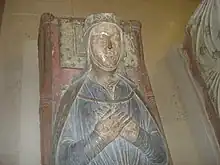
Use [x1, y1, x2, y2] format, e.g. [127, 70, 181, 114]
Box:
[89, 22, 123, 71]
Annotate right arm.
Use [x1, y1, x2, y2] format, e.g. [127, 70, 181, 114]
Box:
[59, 131, 108, 165]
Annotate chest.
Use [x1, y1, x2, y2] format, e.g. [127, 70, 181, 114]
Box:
[76, 98, 131, 121]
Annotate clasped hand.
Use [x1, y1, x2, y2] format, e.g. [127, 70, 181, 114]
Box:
[94, 109, 139, 143]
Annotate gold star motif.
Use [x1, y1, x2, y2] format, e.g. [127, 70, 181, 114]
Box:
[204, 25, 211, 36]
[200, 45, 207, 56]
[212, 50, 220, 60]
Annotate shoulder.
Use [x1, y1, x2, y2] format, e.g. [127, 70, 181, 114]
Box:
[117, 74, 137, 89]
[69, 74, 87, 93]
[59, 74, 87, 110]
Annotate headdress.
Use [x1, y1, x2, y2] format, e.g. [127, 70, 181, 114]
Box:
[84, 13, 122, 35]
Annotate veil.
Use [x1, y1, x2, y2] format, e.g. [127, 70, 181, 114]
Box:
[58, 16, 141, 86]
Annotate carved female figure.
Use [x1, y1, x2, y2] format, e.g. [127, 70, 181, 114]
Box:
[54, 13, 168, 165]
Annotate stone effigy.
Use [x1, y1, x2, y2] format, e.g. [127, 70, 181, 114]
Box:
[38, 13, 171, 165]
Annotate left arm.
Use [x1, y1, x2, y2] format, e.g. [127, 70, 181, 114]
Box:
[132, 127, 168, 164]
[120, 120, 168, 165]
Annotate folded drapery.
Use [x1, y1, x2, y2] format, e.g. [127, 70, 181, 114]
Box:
[184, 0, 220, 117]
[182, 0, 220, 151]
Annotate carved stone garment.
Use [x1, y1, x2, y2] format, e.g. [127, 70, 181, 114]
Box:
[186, 0, 220, 116]
[55, 74, 168, 165]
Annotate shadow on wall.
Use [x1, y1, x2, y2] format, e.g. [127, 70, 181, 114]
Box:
[149, 45, 220, 165]
[0, 31, 40, 165]
[19, 40, 41, 165]
[166, 46, 220, 165]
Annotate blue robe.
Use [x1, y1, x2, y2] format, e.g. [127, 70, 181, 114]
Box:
[55, 74, 168, 165]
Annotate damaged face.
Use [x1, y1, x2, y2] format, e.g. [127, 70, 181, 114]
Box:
[89, 22, 122, 71]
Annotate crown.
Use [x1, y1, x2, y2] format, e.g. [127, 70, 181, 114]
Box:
[84, 13, 122, 34]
